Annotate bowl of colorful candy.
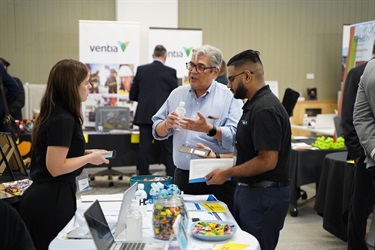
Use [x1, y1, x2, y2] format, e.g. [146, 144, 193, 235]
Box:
[191, 220, 237, 241]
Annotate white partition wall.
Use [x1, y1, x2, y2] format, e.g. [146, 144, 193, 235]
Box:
[21, 84, 29, 119]
[116, 0, 178, 64]
[22, 83, 46, 120]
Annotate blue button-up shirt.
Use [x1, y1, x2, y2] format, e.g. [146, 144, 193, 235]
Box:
[152, 80, 243, 170]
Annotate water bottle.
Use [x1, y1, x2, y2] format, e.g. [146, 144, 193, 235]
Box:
[135, 183, 148, 206]
[126, 199, 143, 241]
[175, 101, 186, 130]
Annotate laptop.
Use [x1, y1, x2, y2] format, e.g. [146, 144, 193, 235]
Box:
[84, 200, 165, 250]
[67, 182, 138, 239]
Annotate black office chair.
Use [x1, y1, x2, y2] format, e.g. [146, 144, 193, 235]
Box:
[282, 88, 309, 208]
[282, 88, 300, 117]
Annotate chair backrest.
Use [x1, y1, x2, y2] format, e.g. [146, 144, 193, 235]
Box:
[282, 88, 300, 117]
[0, 133, 28, 179]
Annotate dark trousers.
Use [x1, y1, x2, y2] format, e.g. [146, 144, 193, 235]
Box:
[20, 181, 76, 250]
[347, 159, 374, 250]
[234, 185, 289, 250]
[173, 168, 235, 213]
[137, 125, 175, 177]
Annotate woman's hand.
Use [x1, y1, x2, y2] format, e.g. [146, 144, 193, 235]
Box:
[46, 147, 110, 177]
[86, 149, 110, 165]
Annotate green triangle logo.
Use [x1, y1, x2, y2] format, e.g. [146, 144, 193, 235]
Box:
[183, 47, 193, 57]
[118, 41, 130, 52]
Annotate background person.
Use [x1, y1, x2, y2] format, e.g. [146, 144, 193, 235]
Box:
[353, 59, 375, 248]
[19, 59, 111, 249]
[0, 57, 25, 120]
[341, 58, 375, 250]
[130, 45, 178, 176]
[152, 44, 243, 212]
[215, 60, 228, 85]
[204, 50, 291, 250]
[0, 61, 18, 132]
[0, 199, 35, 250]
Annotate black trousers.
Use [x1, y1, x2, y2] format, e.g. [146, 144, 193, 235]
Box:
[347, 159, 375, 250]
[20, 181, 76, 250]
[174, 167, 235, 213]
[137, 125, 175, 177]
[0, 200, 35, 250]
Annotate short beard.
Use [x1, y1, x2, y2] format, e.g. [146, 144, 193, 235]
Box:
[234, 80, 248, 99]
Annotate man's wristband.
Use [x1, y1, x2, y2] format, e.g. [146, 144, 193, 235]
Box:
[215, 152, 220, 158]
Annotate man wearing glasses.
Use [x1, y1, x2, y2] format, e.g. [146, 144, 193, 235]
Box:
[204, 50, 291, 250]
[152, 44, 242, 212]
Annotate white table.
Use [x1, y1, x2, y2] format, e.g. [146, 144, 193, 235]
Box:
[291, 124, 334, 136]
[49, 194, 260, 250]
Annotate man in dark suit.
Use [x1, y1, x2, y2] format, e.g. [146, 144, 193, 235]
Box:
[341, 58, 375, 250]
[0, 61, 19, 132]
[0, 58, 25, 120]
[130, 45, 178, 176]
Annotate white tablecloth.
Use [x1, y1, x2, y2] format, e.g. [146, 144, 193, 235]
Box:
[49, 194, 260, 250]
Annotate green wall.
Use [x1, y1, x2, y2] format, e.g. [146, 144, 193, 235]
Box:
[1, 0, 374, 100]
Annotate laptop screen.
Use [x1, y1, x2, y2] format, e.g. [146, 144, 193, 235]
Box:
[114, 182, 138, 239]
[84, 200, 115, 250]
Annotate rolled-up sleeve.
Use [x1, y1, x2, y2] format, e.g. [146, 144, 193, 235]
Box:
[219, 97, 243, 149]
[152, 98, 173, 140]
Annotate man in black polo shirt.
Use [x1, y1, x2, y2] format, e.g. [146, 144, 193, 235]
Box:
[205, 49, 291, 250]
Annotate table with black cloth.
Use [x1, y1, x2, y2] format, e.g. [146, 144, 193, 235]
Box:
[288, 138, 347, 217]
[19, 131, 162, 184]
[84, 131, 162, 177]
[313, 151, 353, 242]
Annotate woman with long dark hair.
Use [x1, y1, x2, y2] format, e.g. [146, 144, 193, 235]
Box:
[20, 59, 110, 249]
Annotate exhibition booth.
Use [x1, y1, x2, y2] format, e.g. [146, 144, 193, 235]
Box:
[1, 13, 375, 249]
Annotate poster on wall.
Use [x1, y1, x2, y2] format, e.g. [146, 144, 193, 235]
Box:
[79, 20, 140, 129]
[344, 21, 375, 79]
[148, 28, 202, 84]
[339, 20, 375, 115]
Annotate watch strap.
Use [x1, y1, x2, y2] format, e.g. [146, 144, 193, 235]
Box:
[207, 125, 217, 137]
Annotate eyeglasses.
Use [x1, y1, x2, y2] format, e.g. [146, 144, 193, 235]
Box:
[228, 70, 254, 82]
[186, 62, 216, 73]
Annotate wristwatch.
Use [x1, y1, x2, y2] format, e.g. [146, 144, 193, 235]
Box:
[207, 125, 217, 137]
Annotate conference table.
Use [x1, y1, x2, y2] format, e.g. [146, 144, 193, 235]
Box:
[19, 131, 164, 185]
[20, 130, 162, 170]
[288, 137, 347, 217]
[84, 130, 162, 167]
[291, 124, 334, 137]
[314, 151, 353, 242]
[49, 194, 260, 250]
[19, 131, 162, 186]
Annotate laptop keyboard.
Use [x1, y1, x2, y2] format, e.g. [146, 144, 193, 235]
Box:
[119, 242, 146, 250]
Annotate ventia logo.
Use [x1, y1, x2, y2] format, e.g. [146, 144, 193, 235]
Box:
[88, 41, 130, 53]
